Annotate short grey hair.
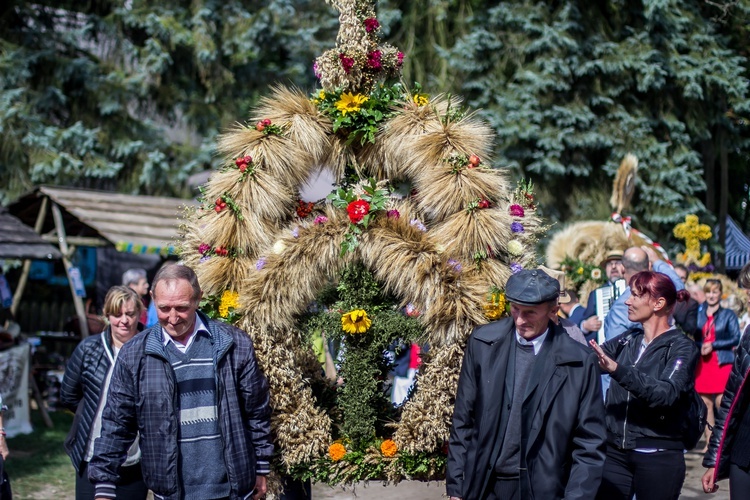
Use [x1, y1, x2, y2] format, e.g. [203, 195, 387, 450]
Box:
[122, 268, 147, 286]
[151, 264, 201, 302]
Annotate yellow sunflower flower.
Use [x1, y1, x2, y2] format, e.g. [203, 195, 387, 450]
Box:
[218, 290, 240, 318]
[341, 309, 372, 334]
[413, 94, 429, 106]
[335, 92, 368, 115]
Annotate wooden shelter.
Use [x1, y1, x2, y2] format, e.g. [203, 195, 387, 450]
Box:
[7, 186, 196, 336]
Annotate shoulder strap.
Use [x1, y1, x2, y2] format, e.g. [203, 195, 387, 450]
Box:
[614, 328, 642, 359]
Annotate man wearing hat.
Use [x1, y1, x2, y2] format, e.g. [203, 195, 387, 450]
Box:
[579, 250, 626, 342]
[446, 269, 606, 500]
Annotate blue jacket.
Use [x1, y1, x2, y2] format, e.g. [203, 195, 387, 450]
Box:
[697, 306, 741, 366]
[60, 329, 118, 473]
[88, 313, 273, 500]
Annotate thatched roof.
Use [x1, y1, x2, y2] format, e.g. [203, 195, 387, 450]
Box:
[8, 186, 196, 256]
[0, 209, 62, 260]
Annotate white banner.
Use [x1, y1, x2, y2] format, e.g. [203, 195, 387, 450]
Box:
[0, 344, 32, 437]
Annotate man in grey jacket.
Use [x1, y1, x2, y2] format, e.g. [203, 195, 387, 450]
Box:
[89, 264, 272, 500]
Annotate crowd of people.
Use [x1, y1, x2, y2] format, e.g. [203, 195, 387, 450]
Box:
[448, 254, 750, 500]
[1, 249, 748, 499]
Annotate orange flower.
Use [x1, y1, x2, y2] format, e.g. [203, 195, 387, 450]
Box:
[328, 442, 347, 461]
[380, 439, 398, 458]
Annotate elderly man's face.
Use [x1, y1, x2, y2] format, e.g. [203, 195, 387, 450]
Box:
[511, 301, 556, 340]
[605, 259, 624, 281]
[152, 279, 201, 340]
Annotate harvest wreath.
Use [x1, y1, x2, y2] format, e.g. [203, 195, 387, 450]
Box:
[178, 0, 544, 495]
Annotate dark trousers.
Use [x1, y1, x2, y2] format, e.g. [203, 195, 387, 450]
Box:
[484, 475, 520, 500]
[76, 462, 148, 500]
[0, 455, 11, 500]
[730, 462, 750, 498]
[596, 447, 685, 500]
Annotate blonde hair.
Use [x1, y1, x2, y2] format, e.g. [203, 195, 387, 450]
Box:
[703, 278, 723, 294]
[103, 285, 143, 318]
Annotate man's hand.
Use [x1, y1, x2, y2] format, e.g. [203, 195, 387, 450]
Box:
[253, 475, 267, 499]
[589, 340, 618, 373]
[0, 435, 8, 460]
[701, 342, 713, 356]
[582, 316, 602, 333]
[702, 467, 719, 493]
[641, 245, 660, 264]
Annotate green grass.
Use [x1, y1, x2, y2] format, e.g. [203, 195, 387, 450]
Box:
[6, 409, 76, 499]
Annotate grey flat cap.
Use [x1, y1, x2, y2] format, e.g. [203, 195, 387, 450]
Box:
[505, 268, 560, 306]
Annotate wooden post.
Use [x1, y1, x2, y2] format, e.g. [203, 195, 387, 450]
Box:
[10, 197, 48, 317]
[51, 202, 89, 338]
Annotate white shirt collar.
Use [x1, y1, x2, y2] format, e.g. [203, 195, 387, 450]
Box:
[515, 328, 549, 355]
[162, 313, 208, 352]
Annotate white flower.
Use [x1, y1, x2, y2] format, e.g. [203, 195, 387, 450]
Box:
[273, 240, 287, 254]
[507, 240, 524, 256]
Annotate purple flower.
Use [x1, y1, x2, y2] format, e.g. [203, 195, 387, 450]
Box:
[410, 218, 426, 232]
[511, 222, 524, 233]
[200, 255, 211, 263]
[363, 17, 380, 32]
[386, 209, 400, 219]
[198, 243, 211, 255]
[313, 61, 321, 79]
[291, 227, 300, 238]
[256, 257, 267, 271]
[314, 215, 329, 225]
[447, 259, 462, 272]
[510, 262, 523, 274]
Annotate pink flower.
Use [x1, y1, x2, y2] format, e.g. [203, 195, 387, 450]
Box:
[364, 17, 380, 32]
[367, 50, 382, 70]
[313, 61, 321, 78]
[198, 243, 211, 255]
[396, 52, 404, 67]
[339, 53, 355, 73]
[386, 209, 400, 219]
[509, 204, 525, 217]
[314, 215, 329, 225]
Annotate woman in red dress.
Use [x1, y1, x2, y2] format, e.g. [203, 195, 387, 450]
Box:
[696, 279, 741, 451]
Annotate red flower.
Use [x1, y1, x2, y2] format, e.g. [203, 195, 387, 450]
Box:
[468, 154, 481, 167]
[367, 50, 382, 70]
[262, 118, 271, 126]
[339, 53, 355, 73]
[215, 198, 227, 213]
[364, 17, 380, 32]
[235, 155, 252, 167]
[509, 204, 525, 217]
[478, 199, 491, 209]
[255, 121, 265, 131]
[296, 200, 314, 218]
[214, 246, 229, 256]
[346, 199, 370, 223]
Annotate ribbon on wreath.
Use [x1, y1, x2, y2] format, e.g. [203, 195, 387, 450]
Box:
[611, 213, 671, 265]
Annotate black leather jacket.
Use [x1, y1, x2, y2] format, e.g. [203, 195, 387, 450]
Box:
[703, 327, 750, 480]
[601, 328, 699, 450]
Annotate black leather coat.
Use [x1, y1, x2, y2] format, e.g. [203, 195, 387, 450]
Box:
[600, 328, 699, 450]
[703, 327, 750, 480]
[447, 319, 606, 499]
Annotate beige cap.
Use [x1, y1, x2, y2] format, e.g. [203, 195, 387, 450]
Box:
[538, 265, 570, 304]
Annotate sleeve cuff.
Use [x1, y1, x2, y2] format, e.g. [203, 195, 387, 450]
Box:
[256, 460, 271, 475]
[94, 483, 117, 499]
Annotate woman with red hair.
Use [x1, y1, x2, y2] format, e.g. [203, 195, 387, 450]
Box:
[590, 271, 699, 500]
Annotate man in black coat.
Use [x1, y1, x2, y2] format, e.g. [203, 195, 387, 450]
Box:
[447, 269, 607, 500]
